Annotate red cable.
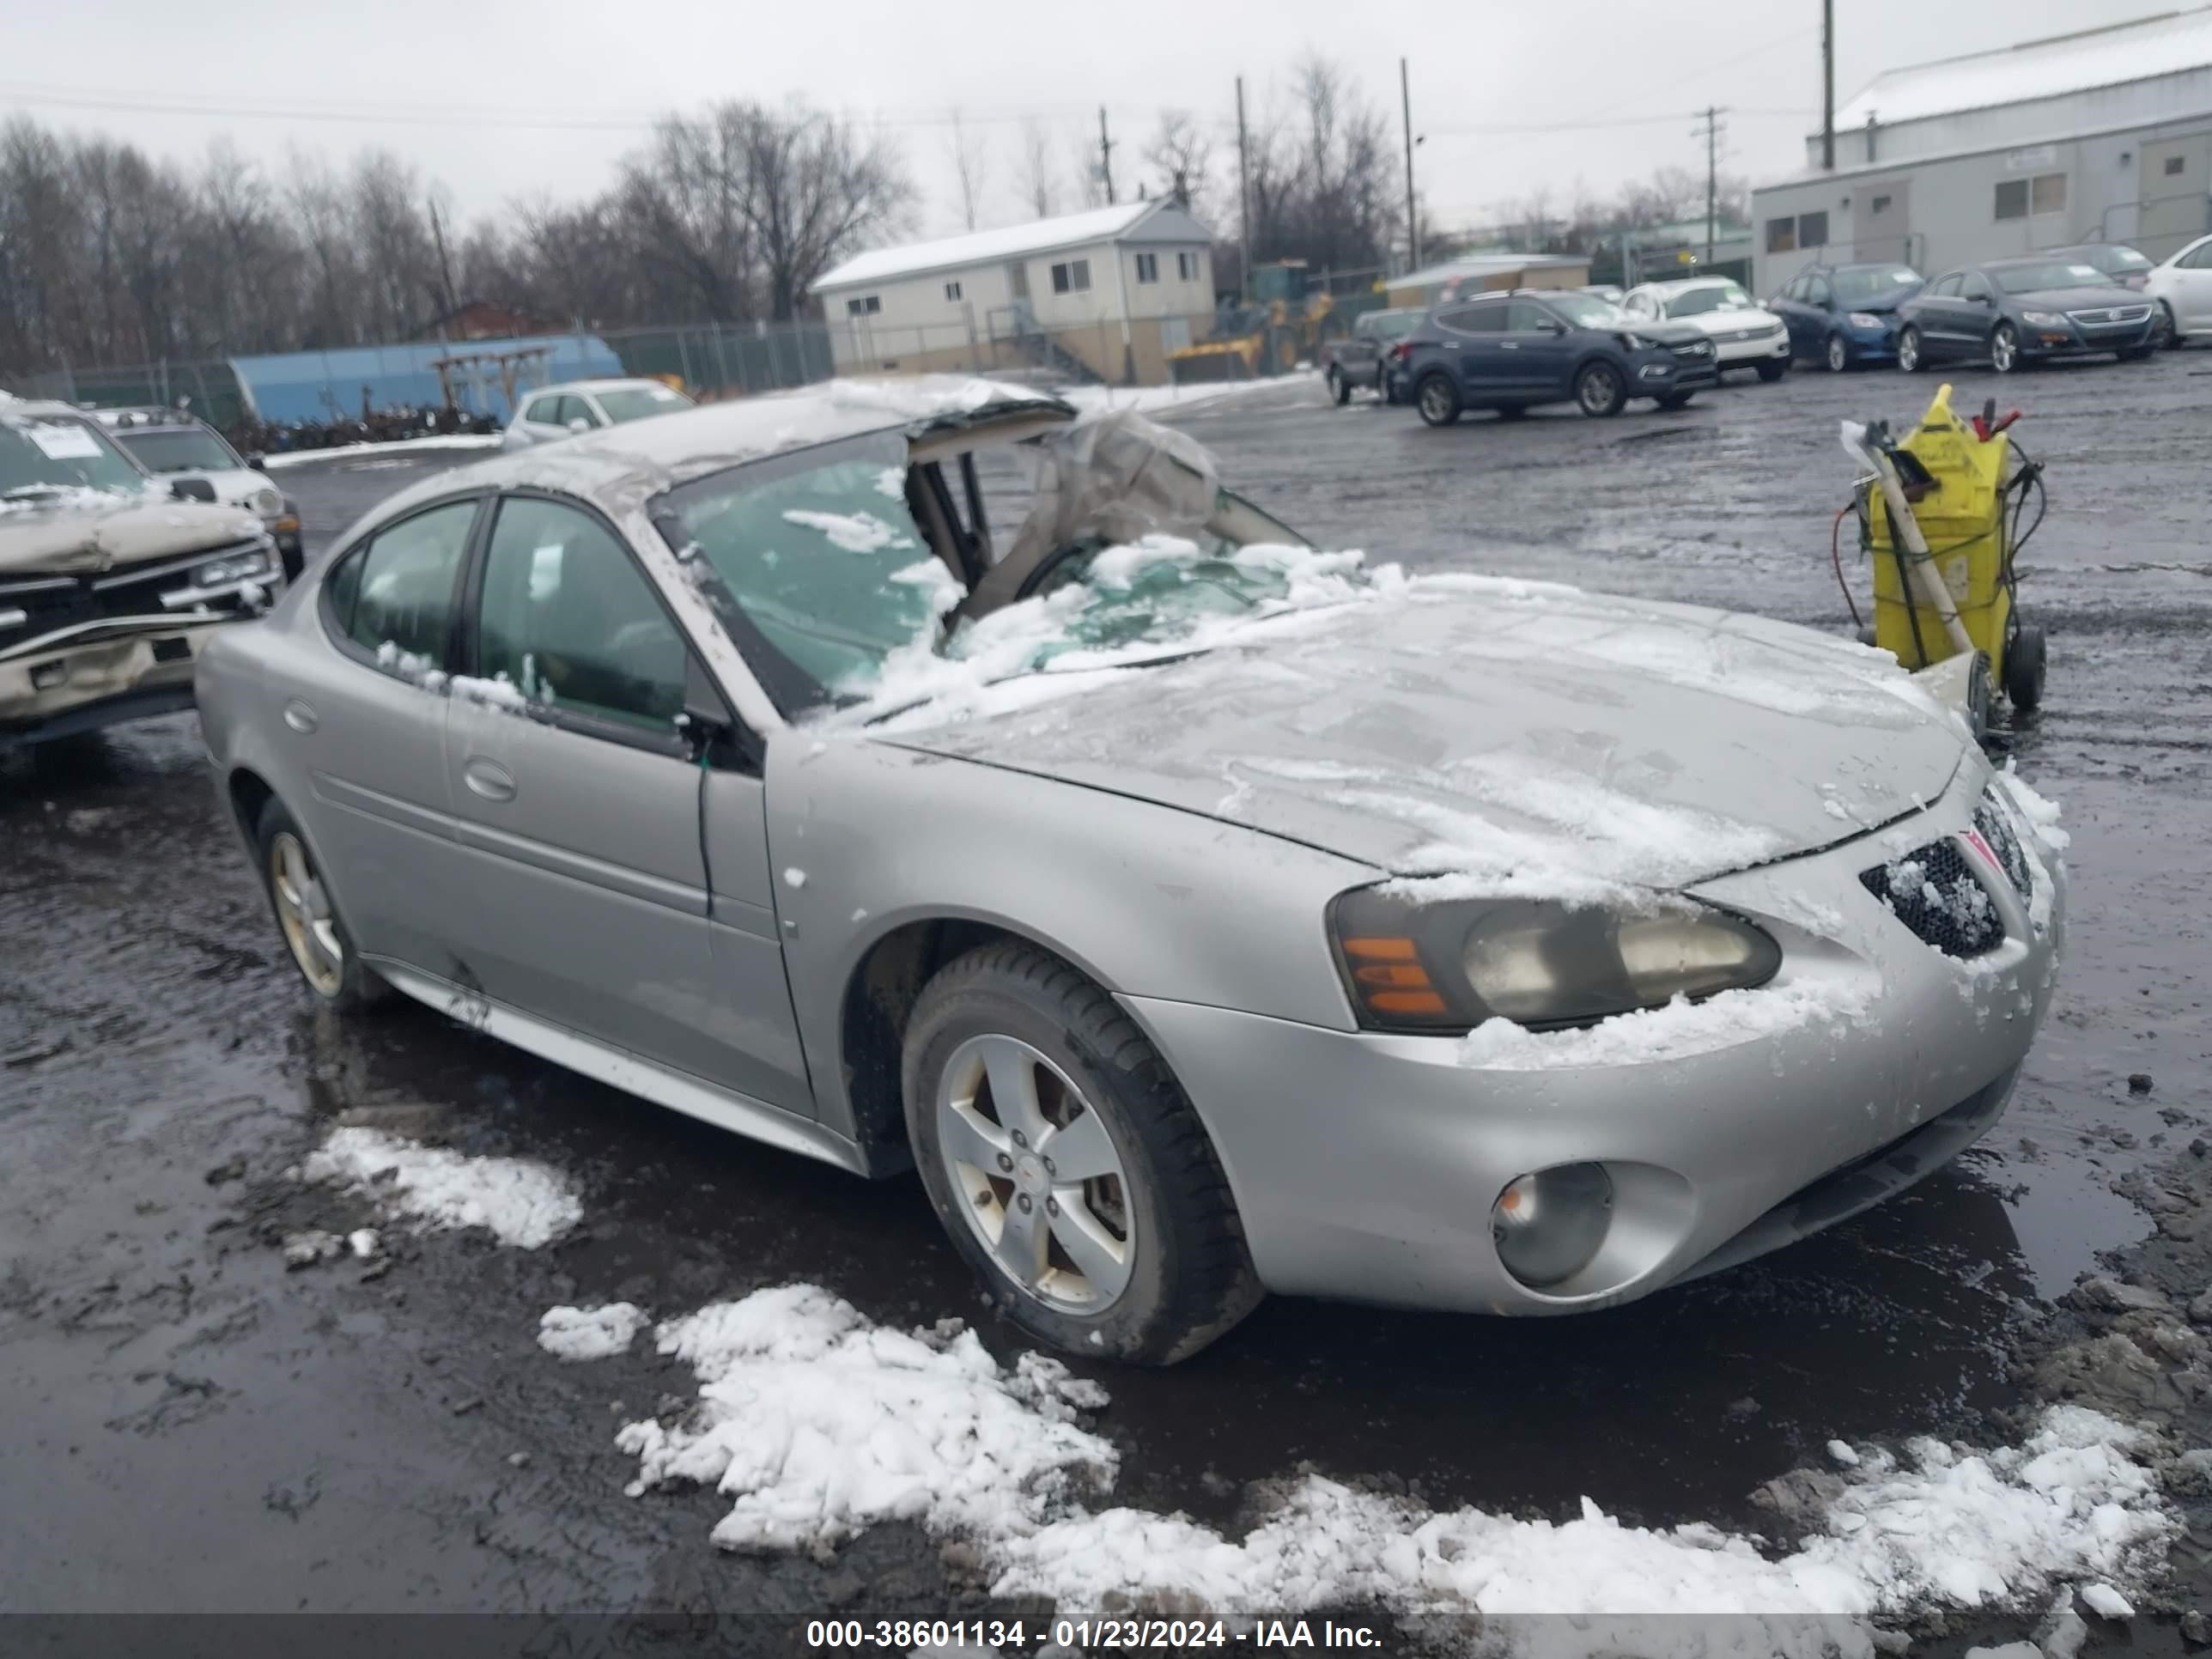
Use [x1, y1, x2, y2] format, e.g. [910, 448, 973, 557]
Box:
[1832, 505, 1863, 631]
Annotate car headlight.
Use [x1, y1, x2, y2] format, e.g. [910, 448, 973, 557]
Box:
[1847, 312, 1885, 329]
[195, 549, 274, 587]
[1330, 889, 1782, 1034]
[2021, 310, 2068, 328]
[252, 487, 282, 516]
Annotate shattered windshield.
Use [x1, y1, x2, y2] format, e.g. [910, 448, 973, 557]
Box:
[1, 415, 149, 500]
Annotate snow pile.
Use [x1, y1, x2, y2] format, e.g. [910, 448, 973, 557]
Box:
[302, 1126, 581, 1249]
[613, 1285, 1115, 1553]
[261, 433, 502, 470]
[1993, 763, 2069, 856]
[1457, 980, 1871, 1071]
[616, 1285, 2168, 1644]
[539, 1303, 647, 1361]
[781, 507, 914, 554]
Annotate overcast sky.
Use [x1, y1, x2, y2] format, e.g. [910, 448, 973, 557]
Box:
[3, 0, 2167, 243]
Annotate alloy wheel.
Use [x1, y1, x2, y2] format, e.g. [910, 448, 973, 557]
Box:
[1577, 363, 1623, 416]
[935, 1033, 1134, 1313]
[1990, 325, 2018, 374]
[1826, 334, 1849, 373]
[270, 831, 343, 998]
[1419, 379, 1454, 423]
[1898, 329, 1921, 373]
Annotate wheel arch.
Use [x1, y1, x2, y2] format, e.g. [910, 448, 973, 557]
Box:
[227, 764, 276, 842]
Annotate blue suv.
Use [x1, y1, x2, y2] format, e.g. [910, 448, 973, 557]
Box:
[1768, 263, 1924, 371]
[1395, 290, 1718, 424]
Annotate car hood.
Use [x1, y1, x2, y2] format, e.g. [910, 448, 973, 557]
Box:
[0, 491, 264, 576]
[1623, 321, 1710, 347]
[1674, 306, 1784, 337]
[882, 580, 1968, 892]
[2010, 285, 2139, 311]
[1843, 290, 1918, 314]
[166, 466, 280, 510]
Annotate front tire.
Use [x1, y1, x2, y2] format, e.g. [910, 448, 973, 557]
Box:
[1898, 326, 1925, 373]
[1415, 374, 1462, 427]
[1328, 367, 1350, 406]
[1574, 360, 1627, 417]
[1825, 332, 1850, 373]
[2154, 302, 2179, 350]
[1654, 390, 1695, 410]
[1990, 322, 2021, 374]
[2004, 626, 2047, 712]
[254, 796, 388, 1012]
[1756, 358, 1790, 382]
[902, 944, 1261, 1365]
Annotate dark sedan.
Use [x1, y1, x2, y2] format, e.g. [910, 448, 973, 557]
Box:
[1895, 258, 2159, 374]
[1395, 290, 1717, 424]
[1769, 262, 1923, 371]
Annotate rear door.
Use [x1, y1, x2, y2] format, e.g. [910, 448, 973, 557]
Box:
[1912, 272, 1966, 357]
[441, 491, 811, 1110]
[290, 496, 485, 974]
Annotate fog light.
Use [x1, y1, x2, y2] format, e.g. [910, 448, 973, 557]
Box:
[1492, 1163, 1613, 1289]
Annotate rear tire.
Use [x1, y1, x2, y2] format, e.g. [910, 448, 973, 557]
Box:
[1415, 374, 1462, 427]
[1898, 326, 1925, 373]
[254, 796, 389, 1012]
[2003, 626, 2047, 713]
[902, 943, 1262, 1365]
[1574, 361, 1627, 417]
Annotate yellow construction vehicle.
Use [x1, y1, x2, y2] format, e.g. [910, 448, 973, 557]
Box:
[1838, 383, 2048, 722]
[1169, 263, 1338, 385]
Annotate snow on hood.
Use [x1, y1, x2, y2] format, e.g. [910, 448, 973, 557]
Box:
[0, 489, 264, 575]
[863, 561, 1968, 898]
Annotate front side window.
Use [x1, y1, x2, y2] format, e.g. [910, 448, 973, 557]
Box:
[0, 413, 149, 499]
[1961, 273, 1993, 303]
[475, 497, 686, 732]
[112, 426, 243, 474]
[1505, 300, 1562, 331]
[1929, 273, 1963, 298]
[331, 499, 478, 667]
[660, 432, 948, 702]
[2185, 240, 2212, 270]
[593, 385, 692, 424]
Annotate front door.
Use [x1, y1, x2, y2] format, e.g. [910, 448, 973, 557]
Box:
[291, 495, 485, 975]
[2141, 141, 2212, 262]
[1857, 179, 1913, 265]
[442, 492, 811, 1111]
[1501, 299, 1579, 393]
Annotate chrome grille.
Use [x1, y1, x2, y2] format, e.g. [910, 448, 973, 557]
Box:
[2066, 306, 2152, 326]
[0, 536, 264, 651]
[1859, 840, 2007, 958]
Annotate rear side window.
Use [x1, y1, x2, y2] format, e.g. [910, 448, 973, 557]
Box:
[474, 496, 686, 733]
[328, 500, 478, 667]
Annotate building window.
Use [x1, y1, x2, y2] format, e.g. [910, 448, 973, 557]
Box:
[1177, 250, 1200, 280]
[2167, 154, 2187, 176]
[1134, 252, 1158, 283]
[1797, 210, 1829, 248]
[1869, 194, 1891, 214]
[2031, 173, 2067, 214]
[1765, 216, 1796, 253]
[944, 280, 963, 301]
[1994, 179, 2028, 221]
[1050, 258, 1091, 294]
[845, 295, 881, 316]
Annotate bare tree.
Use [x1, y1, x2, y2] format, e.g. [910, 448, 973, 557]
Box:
[945, 108, 988, 233]
[1144, 111, 1214, 218]
[731, 102, 909, 321]
[1010, 118, 1058, 221]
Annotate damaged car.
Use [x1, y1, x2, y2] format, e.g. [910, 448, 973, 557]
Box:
[3, 398, 283, 751]
[196, 376, 2066, 1364]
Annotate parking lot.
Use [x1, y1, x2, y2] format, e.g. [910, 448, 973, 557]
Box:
[6, 354, 2211, 1650]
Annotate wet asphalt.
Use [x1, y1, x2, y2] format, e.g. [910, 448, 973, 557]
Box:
[3, 354, 2209, 1642]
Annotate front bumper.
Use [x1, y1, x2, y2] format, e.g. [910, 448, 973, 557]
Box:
[0, 606, 269, 746]
[1124, 778, 2063, 1316]
[2023, 319, 2156, 358]
[1712, 329, 1793, 365]
[1844, 322, 1900, 362]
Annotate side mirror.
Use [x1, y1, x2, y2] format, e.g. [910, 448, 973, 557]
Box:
[1540, 319, 1566, 335]
[567, 417, 591, 434]
[246, 453, 269, 471]
[169, 477, 217, 503]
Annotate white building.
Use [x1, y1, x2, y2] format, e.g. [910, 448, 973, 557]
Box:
[1752, 6, 2212, 294]
[811, 200, 1217, 386]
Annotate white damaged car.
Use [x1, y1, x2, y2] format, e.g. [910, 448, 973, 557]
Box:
[1621, 277, 1795, 380]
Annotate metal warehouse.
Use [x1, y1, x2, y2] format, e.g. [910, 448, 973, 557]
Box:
[1753, 5, 2212, 294]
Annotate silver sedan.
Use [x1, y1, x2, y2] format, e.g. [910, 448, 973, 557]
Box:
[196, 377, 2066, 1364]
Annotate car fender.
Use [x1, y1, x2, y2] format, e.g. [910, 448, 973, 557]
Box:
[760, 731, 1376, 1144]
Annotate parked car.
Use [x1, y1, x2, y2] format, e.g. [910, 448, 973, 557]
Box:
[1894, 258, 2157, 373]
[501, 378, 696, 450]
[2144, 233, 2212, 349]
[195, 376, 2060, 1364]
[3, 398, 282, 750]
[1395, 290, 1718, 424]
[1620, 278, 1793, 380]
[96, 406, 306, 577]
[2042, 242, 2156, 291]
[1769, 263, 1924, 371]
[1322, 308, 1424, 404]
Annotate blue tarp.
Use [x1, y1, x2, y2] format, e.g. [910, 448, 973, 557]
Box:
[228, 333, 625, 424]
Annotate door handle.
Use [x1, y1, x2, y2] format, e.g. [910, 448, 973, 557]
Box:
[463, 757, 517, 802]
[282, 699, 318, 734]
[1500, 342, 1519, 349]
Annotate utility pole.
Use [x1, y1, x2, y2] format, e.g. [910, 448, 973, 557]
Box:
[1400, 58, 1420, 273]
[427, 196, 458, 322]
[1097, 106, 1116, 206]
[1695, 106, 1726, 264]
[1820, 0, 1836, 169]
[1236, 76, 1253, 301]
